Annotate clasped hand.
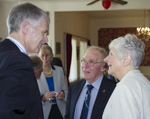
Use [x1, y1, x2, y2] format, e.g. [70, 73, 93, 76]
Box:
[42, 91, 64, 101]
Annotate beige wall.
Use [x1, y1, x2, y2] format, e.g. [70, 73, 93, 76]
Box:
[90, 13, 143, 45]
[0, 1, 18, 39]
[55, 12, 90, 66]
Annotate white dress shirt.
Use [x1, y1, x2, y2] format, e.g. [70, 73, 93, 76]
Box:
[103, 70, 150, 119]
[74, 75, 103, 119]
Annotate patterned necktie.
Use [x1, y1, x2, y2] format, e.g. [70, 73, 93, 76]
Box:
[80, 84, 94, 119]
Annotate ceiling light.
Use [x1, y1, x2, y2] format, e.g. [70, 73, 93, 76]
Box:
[137, 10, 150, 41]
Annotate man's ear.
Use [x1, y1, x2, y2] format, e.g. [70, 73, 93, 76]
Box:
[102, 63, 107, 72]
[22, 21, 30, 35]
[122, 55, 131, 67]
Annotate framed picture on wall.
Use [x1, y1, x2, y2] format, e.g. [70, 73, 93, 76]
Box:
[56, 42, 61, 54]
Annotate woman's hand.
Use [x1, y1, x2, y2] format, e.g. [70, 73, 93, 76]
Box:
[57, 90, 65, 100]
[42, 91, 56, 101]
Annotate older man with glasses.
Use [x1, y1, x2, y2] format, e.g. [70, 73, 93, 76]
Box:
[65, 46, 116, 119]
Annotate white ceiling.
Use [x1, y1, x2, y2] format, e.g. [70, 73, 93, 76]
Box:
[0, 0, 145, 18]
[58, 9, 145, 19]
[80, 9, 144, 18]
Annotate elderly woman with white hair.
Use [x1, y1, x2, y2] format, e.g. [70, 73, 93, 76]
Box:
[102, 34, 150, 119]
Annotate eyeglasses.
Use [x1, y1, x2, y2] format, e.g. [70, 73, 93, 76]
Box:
[81, 59, 104, 67]
[41, 53, 51, 57]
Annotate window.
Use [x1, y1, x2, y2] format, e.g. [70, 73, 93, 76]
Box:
[66, 36, 88, 83]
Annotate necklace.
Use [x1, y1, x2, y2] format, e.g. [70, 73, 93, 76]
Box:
[44, 67, 52, 75]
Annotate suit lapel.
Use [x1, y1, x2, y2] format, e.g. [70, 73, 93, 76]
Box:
[52, 66, 57, 91]
[91, 76, 112, 118]
[1, 39, 20, 51]
[71, 80, 85, 119]
[38, 72, 49, 95]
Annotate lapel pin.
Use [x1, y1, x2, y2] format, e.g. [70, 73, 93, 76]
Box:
[103, 89, 106, 93]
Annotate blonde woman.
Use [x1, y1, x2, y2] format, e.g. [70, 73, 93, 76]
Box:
[38, 44, 68, 119]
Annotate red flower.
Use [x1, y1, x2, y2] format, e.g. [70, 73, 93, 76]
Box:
[103, 90, 106, 93]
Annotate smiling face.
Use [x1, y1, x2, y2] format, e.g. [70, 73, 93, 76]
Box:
[26, 17, 49, 53]
[81, 49, 106, 83]
[104, 48, 123, 80]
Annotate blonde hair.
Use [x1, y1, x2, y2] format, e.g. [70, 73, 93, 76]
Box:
[39, 43, 53, 58]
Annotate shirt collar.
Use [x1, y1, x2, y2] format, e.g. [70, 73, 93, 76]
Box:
[7, 36, 27, 54]
[84, 74, 104, 90]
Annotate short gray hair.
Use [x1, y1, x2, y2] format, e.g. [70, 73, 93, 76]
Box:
[86, 46, 108, 62]
[7, 3, 50, 34]
[109, 34, 145, 68]
[29, 55, 42, 70]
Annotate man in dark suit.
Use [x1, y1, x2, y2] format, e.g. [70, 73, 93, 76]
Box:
[65, 46, 116, 119]
[0, 3, 49, 119]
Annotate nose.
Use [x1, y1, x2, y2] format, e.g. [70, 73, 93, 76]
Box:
[82, 61, 89, 67]
[42, 55, 46, 60]
[43, 35, 48, 43]
[104, 55, 109, 63]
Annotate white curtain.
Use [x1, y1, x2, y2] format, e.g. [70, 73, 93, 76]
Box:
[69, 38, 77, 82]
[80, 41, 88, 79]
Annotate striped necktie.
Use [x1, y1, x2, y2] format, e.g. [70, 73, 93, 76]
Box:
[80, 84, 94, 119]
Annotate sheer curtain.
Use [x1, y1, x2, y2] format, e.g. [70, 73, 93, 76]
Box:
[80, 41, 88, 79]
[65, 33, 89, 83]
[68, 38, 77, 82]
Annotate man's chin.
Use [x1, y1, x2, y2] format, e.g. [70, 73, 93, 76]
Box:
[82, 76, 90, 80]
[35, 46, 41, 53]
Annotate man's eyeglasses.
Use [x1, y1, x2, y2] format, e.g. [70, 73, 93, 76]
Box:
[81, 59, 104, 67]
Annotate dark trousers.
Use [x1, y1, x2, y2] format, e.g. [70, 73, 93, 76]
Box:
[48, 104, 63, 119]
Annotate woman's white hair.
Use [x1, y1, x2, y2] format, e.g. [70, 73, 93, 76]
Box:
[109, 34, 145, 69]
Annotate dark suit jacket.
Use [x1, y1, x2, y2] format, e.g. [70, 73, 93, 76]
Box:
[65, 75, 116, 119]
[50, 57, 63, 67]
[0, 39, 43, 119]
